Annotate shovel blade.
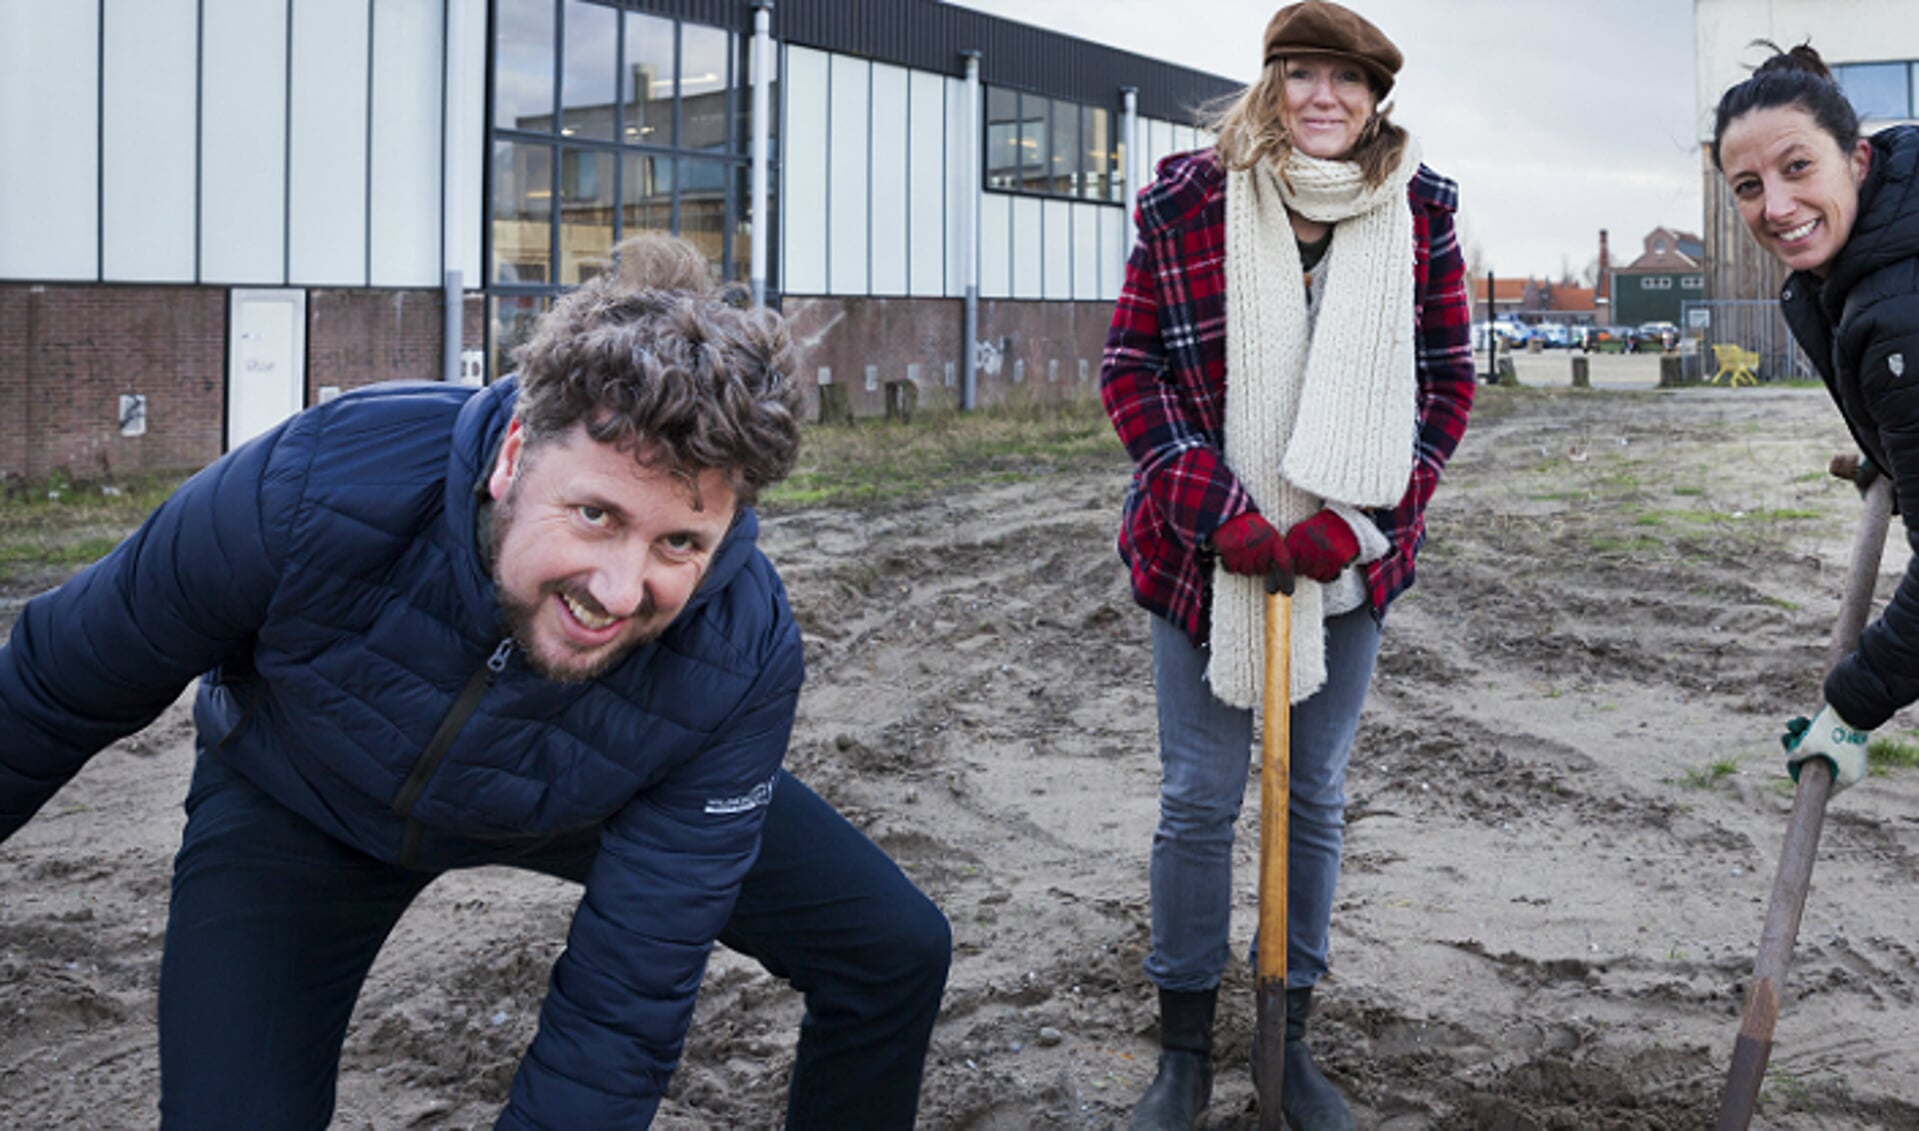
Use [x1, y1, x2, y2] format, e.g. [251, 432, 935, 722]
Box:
[1255, 975, 1287, 1129]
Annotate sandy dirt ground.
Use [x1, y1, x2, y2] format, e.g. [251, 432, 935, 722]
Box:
[6, 369, 1919, 1129]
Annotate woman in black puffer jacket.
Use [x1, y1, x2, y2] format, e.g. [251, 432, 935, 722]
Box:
[1713, 42, 1919, 792]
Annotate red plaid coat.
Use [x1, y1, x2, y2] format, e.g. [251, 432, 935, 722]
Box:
[1101, 148, 1476, 645]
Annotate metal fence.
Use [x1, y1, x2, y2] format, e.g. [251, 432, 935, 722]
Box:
[1678, 299, 1817, 383]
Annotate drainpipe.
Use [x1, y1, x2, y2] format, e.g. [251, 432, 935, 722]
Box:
[441, 0, 466, 382]
[749, 0, 772, 307]
[1121, 86, 1139, 254]
[961, 49, 981, 411]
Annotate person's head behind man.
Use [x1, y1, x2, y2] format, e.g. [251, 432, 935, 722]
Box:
[486, 234, 801, 683]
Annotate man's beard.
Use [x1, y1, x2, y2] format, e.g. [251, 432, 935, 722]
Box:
[487, 491, 658, 685]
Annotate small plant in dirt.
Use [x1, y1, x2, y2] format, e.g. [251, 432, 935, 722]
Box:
[1678, 755, 1741, 790]
[1868, 734, 1919, 777]
[1762, 1067, 1816, 1107]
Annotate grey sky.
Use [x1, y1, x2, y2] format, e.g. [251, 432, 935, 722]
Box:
[950, 0, 1705, 282]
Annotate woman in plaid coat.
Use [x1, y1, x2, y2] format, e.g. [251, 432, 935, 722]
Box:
[1099, 3, 1474, 1127]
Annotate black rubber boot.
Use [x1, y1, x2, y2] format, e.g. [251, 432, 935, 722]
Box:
[1129, 987, 1216, 1130]
[1280, 986, 1356, 1131]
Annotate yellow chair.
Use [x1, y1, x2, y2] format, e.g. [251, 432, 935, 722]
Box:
[1710, 344, 1760, 386]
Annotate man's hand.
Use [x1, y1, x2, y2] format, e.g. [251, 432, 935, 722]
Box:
[1212, 513, 1292, 579]
[1783, 704, 1872, 793]
[1284, 510, 1360, 582]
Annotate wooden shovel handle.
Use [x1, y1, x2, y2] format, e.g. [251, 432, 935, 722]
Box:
[1717, 472, 1893, 1129]
[1256, 579, 1292, 1129]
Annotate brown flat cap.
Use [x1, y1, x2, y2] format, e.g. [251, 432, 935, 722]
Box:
[1263, 0, 1402, 96]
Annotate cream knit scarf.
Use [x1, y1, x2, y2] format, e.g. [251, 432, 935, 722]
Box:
[1207, 139, 1422, 708]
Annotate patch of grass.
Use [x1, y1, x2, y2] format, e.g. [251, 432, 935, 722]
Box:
[761, 399, 1125, 511]
[1589, 535, 1664, 552]
[1637, 506, 1818, 530]
[0, 472, 192, 589]
[1763, 1067, 1816, 1107]
[1592, 467, 1646, 491]
[1678, 754, 1741, 790]
[1670, 485, 1705, 497]
[1869, 734, 1919, 776]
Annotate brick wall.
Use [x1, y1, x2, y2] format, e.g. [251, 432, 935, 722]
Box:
[4, 284, 1077, 480]
[0, 285, 487, 481]
[0, 285, 225, 481]
[308, 289, 484, 397]
[781, 296, 1114, 420]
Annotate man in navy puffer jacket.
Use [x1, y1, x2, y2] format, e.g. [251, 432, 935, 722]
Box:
[0, 235, 950, 1129]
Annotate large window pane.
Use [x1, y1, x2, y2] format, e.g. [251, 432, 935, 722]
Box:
[1050, 98, 1079, 195]
[1083, 106, 1110, 201]
[493, 139, 553, 284]
[1019, 93, 1048, 192]
[986, 86, 1019, 190]
[681, 23, 731, 154]
[1110, 132, 1126, 204]
[495, 0, 554, 132]
[490, 295, 549, 381]
[558, 147, 614, 285]
[561, 0, 616, 140]
[621, 152, 674, 238]
[622, 11, 675, 146]
[1835, 61, 1910, 120]
[680, 157, 728, 281]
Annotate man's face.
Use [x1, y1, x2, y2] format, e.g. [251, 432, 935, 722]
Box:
[486, 420, 737, 683]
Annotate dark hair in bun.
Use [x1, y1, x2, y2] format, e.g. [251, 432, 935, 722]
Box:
[1710, 40, 1860, 171]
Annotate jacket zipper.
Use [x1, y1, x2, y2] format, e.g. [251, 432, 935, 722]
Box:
[396, 638, 513, 867]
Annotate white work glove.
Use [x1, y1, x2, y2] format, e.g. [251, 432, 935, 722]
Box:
[1782, 704, 1871, 793]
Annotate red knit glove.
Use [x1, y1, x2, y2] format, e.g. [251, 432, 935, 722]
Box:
[1285, 510, 1360, 582]
[1212, 513, 1292, 579]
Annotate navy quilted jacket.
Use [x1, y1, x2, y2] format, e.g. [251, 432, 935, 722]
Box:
[0, 379, 804, 1127]
[1782, 125, 1919, 729]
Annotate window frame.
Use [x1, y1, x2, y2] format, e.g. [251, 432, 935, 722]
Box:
[981, 82, 1127, 208]
[485, 0, 776, 378]
[1834, 59, 1916, 121]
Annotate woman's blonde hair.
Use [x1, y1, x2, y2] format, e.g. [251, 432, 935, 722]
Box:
[1204, 58, 1408, 186]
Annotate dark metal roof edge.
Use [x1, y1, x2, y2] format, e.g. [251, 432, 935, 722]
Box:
[770, 0, 1243, 122]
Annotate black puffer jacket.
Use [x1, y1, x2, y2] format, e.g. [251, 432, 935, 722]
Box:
[1783, 124, 1919, 728]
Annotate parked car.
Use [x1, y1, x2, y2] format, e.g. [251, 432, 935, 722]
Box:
[1637, 321, 1680, 351]
[1531, 322, 1574, 349]
[1472, 321, 1530, 350]
[1580, 325, 1642, 353]
[1493, 319, 1531, 348]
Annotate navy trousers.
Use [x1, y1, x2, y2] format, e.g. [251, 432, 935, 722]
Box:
[157, 756, 950, 1130]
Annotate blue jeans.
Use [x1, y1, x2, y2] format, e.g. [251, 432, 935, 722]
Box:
[157, 757, 950, 1130]
[1144, 608, 1382, 993]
